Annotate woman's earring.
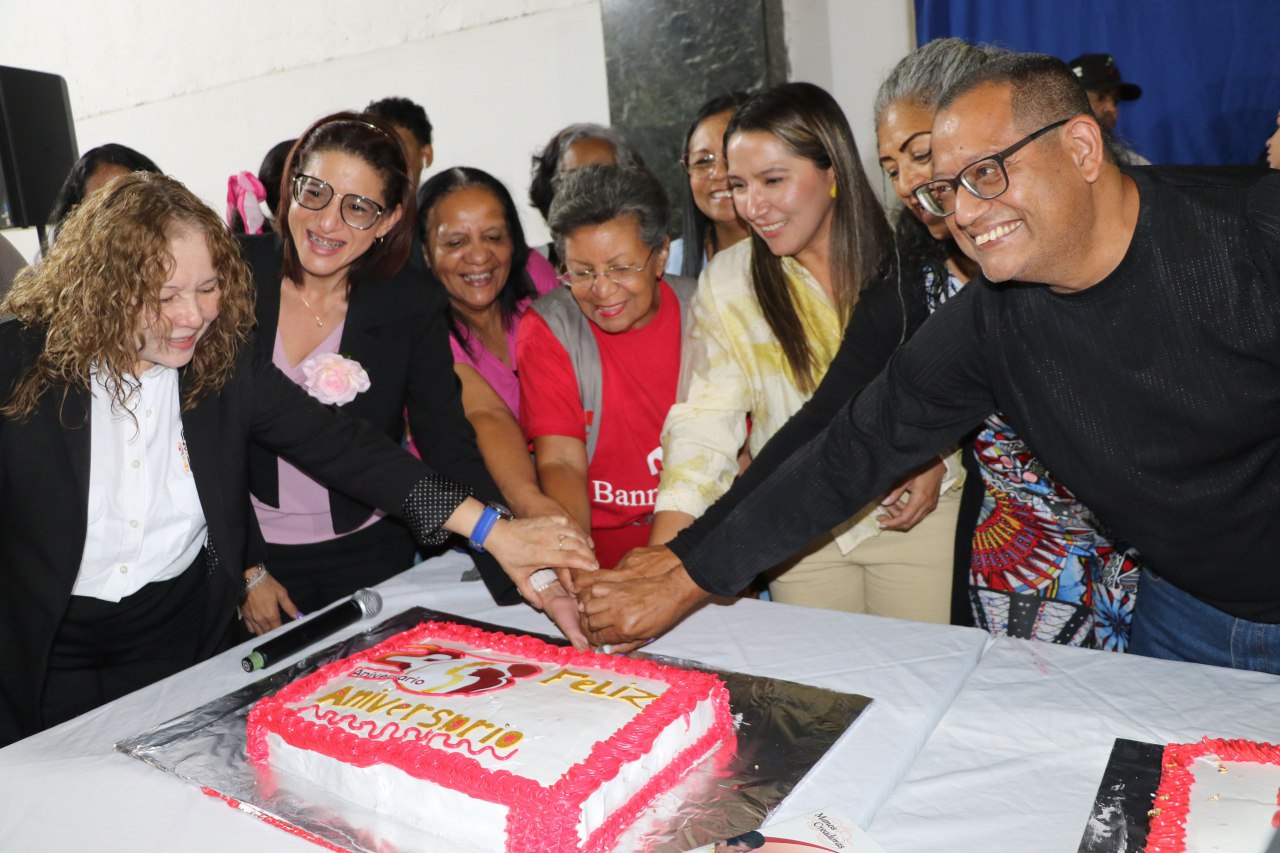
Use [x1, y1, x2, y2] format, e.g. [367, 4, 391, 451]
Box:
[830, 184, 838, 199]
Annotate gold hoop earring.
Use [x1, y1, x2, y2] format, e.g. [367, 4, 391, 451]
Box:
[830, 184, 838, 199]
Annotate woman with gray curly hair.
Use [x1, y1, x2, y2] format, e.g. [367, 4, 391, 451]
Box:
[528, 123, 646, 222]
[517, 164, 694, 566]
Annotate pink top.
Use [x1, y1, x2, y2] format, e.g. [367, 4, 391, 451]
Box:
[447, 255, 558, 419]
[252, 321, 384, 544]
[525, 249, 560, 295]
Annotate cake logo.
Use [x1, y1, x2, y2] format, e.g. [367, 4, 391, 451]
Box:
[360, 643, 543, 698]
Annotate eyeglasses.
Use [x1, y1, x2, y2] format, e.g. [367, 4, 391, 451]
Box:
[291, 174, 387, 230]
[559, 247, 656, 289]
[913, 119, 1068, 217]
[680, 152, 722, 178]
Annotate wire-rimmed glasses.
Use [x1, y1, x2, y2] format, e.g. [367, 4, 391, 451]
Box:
[680, 152, 722, 178]
[559, 247, 657, 289]
[291, 174, 387, 230]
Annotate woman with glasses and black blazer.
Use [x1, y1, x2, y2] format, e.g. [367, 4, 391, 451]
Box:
[239, 112, 580, 640]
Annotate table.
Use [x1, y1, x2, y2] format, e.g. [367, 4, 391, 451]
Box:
[0, 551, 988, 850]
[866, 636, 1280, 851]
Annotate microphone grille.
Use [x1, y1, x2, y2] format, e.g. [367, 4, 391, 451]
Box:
[352, 588, 383, 619]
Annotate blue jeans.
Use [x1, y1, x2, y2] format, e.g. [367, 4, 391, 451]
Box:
[1129, 569, 1280, 674]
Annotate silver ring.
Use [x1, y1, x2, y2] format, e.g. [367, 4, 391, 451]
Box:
[530, 568, 558, 592]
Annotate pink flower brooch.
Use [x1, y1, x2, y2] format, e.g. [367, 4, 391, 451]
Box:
[301, 353, 370, 405]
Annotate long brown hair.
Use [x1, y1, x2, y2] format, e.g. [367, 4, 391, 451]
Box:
[2, 172, 256, 419]
[726, 82, 892, 393]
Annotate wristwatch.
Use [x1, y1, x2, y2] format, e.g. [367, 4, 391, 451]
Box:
[468, 501, 514, 552]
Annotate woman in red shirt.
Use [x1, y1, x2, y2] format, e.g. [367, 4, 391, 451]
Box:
[518, 164, 693, 567]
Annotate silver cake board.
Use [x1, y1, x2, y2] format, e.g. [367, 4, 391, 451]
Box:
[117, 606, 872, 853]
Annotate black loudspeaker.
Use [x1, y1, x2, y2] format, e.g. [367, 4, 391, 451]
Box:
[0, 65, 78, 230]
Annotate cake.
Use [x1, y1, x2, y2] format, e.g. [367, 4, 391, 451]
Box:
[246, 621, 735, 852]
[1145, 737, 1280, 853]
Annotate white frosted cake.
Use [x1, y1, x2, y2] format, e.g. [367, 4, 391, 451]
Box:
[246, 621, 735, 852]
[1145, 737, 1280, 853]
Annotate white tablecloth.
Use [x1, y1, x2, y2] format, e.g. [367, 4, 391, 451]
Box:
[0, 552, 988, 851]
[867, 636, 1280, 852]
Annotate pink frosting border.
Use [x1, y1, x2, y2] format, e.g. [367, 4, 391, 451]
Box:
[247, 621, 735, 852]
[559, 687, 735, 853]
[1145, 736, 1280, 853]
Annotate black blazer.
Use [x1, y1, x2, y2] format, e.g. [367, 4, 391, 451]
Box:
[0, 321, 434, 745]
[240, 236, 517, 604]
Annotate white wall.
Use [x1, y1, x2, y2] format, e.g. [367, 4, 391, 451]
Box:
[783, 0, 917, 206]
[0, 0, 916, 263]
[0, 0, 609, 260]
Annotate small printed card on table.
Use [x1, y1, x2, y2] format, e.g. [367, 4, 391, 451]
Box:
[684, 807, 885, 852]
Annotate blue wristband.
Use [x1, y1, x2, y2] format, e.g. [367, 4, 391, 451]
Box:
[468, 505, 504, 552]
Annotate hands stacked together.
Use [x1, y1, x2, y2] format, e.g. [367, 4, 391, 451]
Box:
[241, 462, 946, 649]
[236, 513, 707, 653]
[240, 458, 952, 650]
[493, 518, 707, 652]
[517, 459, 946, 650]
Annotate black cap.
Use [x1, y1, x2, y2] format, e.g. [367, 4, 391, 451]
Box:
[1067, 53, 1142, 101]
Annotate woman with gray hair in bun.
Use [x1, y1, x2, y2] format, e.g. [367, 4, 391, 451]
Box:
[526, 124, 647, 291]
[874, 37, 987, 305]
[876, 37, 1144, 650]
[517, 164, 694, 568]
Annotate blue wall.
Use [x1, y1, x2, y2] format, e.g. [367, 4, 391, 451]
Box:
[915, 0, 1280, 166]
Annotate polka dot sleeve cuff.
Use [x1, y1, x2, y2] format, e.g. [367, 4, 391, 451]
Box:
[401, 474, 472, 546]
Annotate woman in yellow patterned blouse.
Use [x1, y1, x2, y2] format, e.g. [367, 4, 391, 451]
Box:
[650, 82, 964, 622]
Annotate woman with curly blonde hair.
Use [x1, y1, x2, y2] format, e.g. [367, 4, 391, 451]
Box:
[0, 172, 595, 746]
[4, 169, 255, 418]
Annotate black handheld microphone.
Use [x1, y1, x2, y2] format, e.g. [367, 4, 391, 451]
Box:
[241, 588, 383, 672]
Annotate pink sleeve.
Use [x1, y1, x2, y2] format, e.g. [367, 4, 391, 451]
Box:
[525, 250, 561, 297]
[516, 311, 587, 443]
[447, 328, 475, 369]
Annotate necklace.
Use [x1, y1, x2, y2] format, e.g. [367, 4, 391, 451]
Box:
[296, 289, 326, 328]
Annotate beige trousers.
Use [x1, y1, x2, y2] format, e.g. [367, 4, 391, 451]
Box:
[766, 487, 961, 624]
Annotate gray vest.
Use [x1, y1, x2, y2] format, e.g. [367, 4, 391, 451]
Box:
[529, 275, 696, 462]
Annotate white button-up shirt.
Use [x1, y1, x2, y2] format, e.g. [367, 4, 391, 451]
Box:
[73, 365, 207, 602]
